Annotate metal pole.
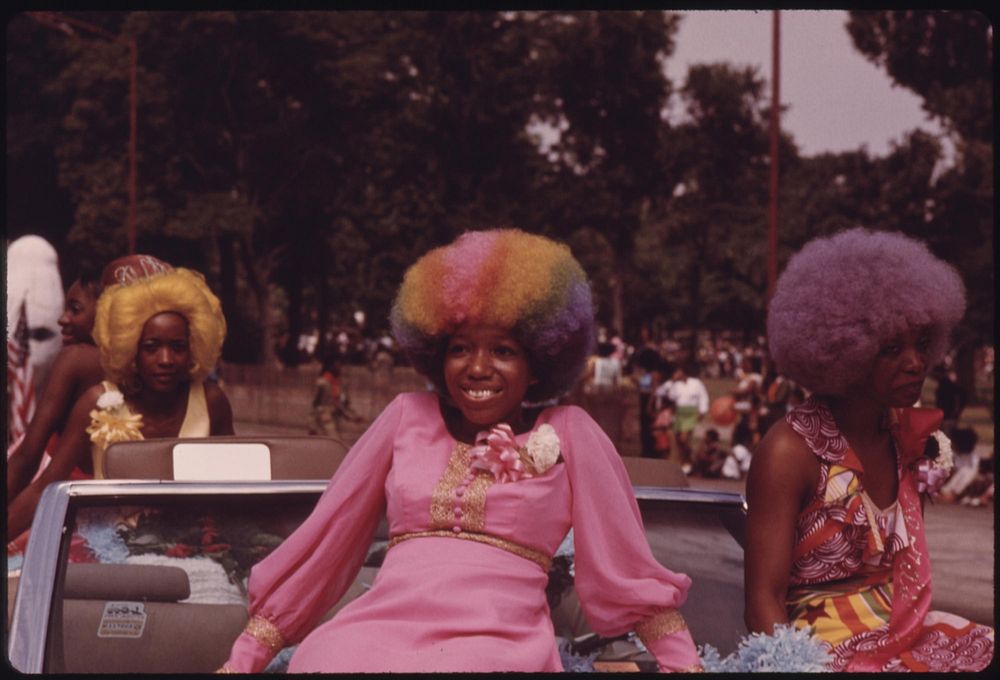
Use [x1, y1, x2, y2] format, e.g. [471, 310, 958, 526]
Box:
[767, 10, 780, 300]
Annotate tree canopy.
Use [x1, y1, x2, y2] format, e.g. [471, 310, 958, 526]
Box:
[6, 10, 991, 376]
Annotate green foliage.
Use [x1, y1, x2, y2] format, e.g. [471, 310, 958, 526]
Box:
[846, 10, 992, 352]
[6, 10, 990, 365]
[847, 11, 992, 142]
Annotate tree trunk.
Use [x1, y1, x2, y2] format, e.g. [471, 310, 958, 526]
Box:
[954, 339, 978, 407]
[610, 264, 625, 338]
[238, 233, 279, 366]
[687, 255, 702, 358]
[316, 256, 330, 360]
[281, 272, 302, 367]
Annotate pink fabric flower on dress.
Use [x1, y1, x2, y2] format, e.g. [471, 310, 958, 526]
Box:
[915, 430, 955, 496]
[915, 460, 951, 496]
[469, 423, 531, 483]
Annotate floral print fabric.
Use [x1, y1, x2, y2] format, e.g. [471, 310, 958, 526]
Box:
[783, 396, 994, 672]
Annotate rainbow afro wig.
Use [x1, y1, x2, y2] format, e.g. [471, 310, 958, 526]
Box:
[391, 229, 596, 402]
[767, 228, 966, 396]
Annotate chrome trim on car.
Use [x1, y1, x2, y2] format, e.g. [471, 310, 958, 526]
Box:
[8, 482, 73, 673]
[633, 485, 747, 512]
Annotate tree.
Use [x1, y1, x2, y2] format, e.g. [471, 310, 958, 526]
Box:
[538, 11, 680, 337]
[636, 61, 780, 344]
[847, 10, 993, 401]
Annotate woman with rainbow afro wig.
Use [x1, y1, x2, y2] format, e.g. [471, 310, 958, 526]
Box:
[745, 228, 992, 672]
[390, 228, 596, 403]
[7, 258, 235, 540]
[220, 228, 704, 673]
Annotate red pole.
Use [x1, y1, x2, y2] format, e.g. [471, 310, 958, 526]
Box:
[767, 10, 780, 300]
[128, 36, 138, 254]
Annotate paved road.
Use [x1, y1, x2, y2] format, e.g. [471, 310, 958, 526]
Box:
[236, 419, 995, 628]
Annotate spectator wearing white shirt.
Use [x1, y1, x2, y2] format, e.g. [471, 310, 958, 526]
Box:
[654, 362, 709, 471]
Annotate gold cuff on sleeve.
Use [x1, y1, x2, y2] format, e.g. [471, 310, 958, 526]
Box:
[676, 663, 705, 672]
[634, 607, 688, 645]
[244, 615, 286, 655]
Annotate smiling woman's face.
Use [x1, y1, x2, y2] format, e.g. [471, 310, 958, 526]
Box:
[58, 280, 98, 345]
[136, 312, 191, 393]
[443, 324, 535, 441]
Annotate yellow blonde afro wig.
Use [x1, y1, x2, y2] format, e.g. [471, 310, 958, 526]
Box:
[92, 267, 226, 389]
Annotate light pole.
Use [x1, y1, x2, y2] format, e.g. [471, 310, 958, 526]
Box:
[27, 11, 138, 254]
[767, 10, 780, 301]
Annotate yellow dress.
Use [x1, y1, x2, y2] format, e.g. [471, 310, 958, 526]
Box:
[88, 380, 209, 479]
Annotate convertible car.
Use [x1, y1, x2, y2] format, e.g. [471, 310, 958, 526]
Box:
[7, 436, 747, 674]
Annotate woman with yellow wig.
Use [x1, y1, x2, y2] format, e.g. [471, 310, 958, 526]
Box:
[7, 258, 234, 539]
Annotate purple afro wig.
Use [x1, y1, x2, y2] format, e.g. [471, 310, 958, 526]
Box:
[767, 228, 966, 396]
[390, 229, 596, 402]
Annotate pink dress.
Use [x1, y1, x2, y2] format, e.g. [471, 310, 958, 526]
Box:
[222, 392, 701, 672]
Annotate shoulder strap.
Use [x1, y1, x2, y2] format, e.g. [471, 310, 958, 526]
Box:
[178, 380, 210, 437]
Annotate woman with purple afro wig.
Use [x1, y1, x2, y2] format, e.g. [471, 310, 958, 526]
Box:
[766, 227, 966, 396]
[220, 228, 705, 673]
[745, 228, 992, 672]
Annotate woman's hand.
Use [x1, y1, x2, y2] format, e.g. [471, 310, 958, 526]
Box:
[743, 420, 818, 634]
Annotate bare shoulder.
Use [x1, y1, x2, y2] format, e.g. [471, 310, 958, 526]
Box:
[757, 419, 813, 460]
[203, 380, 229, 404]
[71, 382, 106, 417]
[61, 344, 104, 385]
[204, 381, 233, 416]
[204, 381, 235, 435]
[748, 420, 819, 508]
[79, 381, 106, 404]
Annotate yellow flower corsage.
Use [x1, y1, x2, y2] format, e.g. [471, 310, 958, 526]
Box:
[86, 388, 144, 450]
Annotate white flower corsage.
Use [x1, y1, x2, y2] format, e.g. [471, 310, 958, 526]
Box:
[87, 387, 143, 450]
[928, 430, 954, 471]
[916, 429, 954, 496]
[96, 389, 125, 410]
[525, 424, 561, 474]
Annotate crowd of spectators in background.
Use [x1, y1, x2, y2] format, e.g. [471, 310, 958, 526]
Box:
[265, 317, 992, 505]
[571, 326, 992, 505]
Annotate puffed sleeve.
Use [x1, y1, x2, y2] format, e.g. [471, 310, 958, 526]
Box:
[560, 406, 703, 673]
[219, 394, 406, 673]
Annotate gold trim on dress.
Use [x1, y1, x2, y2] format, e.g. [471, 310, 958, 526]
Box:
[677, 663, 705, 672]
[634, 607, 688, 645]
[244, 615, 285, 655]
[431, 443, 470, 527]
[429, 442, 495, 532]
[214, 664, 236, 673]
[460, 470, 493, 530]
[388, 529, 552, 571]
